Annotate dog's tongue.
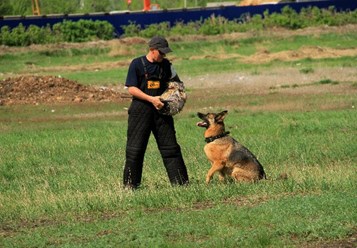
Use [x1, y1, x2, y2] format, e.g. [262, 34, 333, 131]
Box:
[196, 121, 207, 127]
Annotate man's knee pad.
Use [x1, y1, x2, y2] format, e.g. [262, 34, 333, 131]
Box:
[159, 145, 181, 158]
[159, 145, 189, 185]
[126, 146, 145, 162]
[123, 146, 146, 188]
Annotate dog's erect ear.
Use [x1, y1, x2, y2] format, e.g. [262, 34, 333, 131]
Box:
[215, 110, 228, 123]
[197, 112, 205, 119]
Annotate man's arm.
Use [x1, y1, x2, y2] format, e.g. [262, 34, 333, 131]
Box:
[127, 86, 164, 110]
[171, 74, 182, 82]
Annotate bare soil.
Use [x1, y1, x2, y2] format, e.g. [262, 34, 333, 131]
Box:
[0, 75, 125, 106]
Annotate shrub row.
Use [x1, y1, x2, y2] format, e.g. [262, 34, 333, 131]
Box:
[1, 6, 357, 46]
[0, 19, 114, 46]
[122, 6, 357, 37]
[122, 6, 357, 38]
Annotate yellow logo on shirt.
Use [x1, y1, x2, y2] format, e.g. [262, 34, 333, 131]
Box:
[147, 80, 160, 89]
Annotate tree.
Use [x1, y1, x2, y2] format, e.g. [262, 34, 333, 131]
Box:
[9, 0, 31, 16]
[40, 0, 80, 15]
[86, 0, 113, 12]
[0, 0, 13, 16]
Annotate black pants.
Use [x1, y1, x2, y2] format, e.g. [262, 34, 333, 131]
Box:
[123, 100, 189, 188]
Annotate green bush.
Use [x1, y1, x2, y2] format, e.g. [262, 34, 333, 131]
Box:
[27, 24, 57, 44]
[198, 16, 228, 35]
[0, 19, 114, 46]
[0, 26, 12, 46]
[170, 21, 199, 35]
[8, 23, 29, 46]
[53, 19, 114, 43]
[120, 21, 141, 37]
[94, 20, 115, 40]
[139, 22, 171, 38]
[120, 6, 357, 38]
[1, 6, 357, 46]
[0, 23, 54, 46]
[261, 5, 357, 29]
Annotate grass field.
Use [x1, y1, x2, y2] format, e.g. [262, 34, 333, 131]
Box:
[1, 25, 357, 247]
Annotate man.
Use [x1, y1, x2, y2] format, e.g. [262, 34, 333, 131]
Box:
[123, 36, 189, 189]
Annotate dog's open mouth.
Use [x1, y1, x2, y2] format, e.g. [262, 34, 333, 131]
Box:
[196, 121, 208, 127]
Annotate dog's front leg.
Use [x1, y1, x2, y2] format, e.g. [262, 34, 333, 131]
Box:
[206, 161, 225, 184]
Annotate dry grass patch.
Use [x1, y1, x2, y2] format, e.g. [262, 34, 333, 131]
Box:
[243, 46, 357, 64]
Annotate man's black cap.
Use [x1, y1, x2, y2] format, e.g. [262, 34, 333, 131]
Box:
[148, 36, 172, 54]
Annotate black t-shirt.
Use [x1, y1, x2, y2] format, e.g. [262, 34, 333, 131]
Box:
[125, 56, 172, 96]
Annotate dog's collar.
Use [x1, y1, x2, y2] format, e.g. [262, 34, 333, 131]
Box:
[205, 131, 230, 143]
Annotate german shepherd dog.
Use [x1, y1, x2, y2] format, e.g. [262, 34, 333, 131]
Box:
[197, 110, 266, 183]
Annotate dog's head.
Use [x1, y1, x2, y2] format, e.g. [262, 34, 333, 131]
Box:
[196, 110, 228, 129]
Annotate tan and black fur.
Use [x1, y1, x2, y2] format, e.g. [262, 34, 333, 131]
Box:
[197, 110, 266, 183]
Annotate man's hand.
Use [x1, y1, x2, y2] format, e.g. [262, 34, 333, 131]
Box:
[127, 86, 164, 110]
[150, 96, 164, 110]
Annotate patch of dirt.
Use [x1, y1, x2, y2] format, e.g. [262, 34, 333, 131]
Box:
[0, 75, 129, 106]
[16, 45, 357, 76]
[185, 67, 357, 91]
[243, 46, 357, 64]
[26, 61, 131, 73]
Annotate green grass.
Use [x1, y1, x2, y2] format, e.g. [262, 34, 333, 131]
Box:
[299, 67, 314, 74]
[2, 191, 355, 247]
[0, 48, 129, 79]
[1, 106, 356, 247]
[61, 68, 127, 86]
